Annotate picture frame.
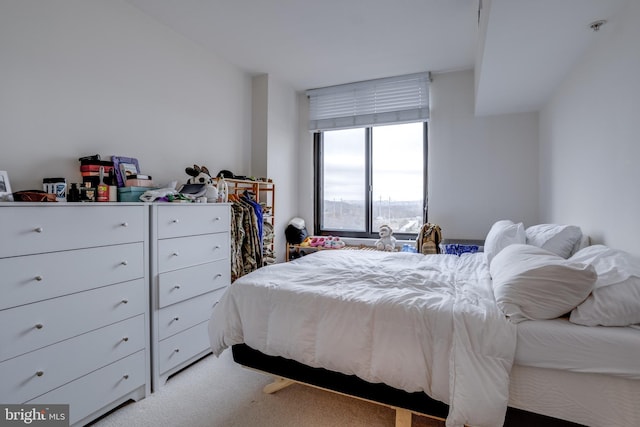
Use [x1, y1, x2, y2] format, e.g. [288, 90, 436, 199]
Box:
[112, 156, 140, 187]
[0, 171, 13, 201]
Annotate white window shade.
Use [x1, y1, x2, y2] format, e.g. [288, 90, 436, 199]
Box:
[307, 72, 430, 131]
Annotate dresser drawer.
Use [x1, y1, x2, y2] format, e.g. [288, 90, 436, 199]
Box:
[28, 350, 146, 426]
[157, 259, 229, 308]
[0, 242, 144, 310]
[155, 204, 230, 239]
[158, 321, 210, 375]
[157, 288, 225, 340]
[157, 232, 228, 273]
[0, 279, 146, 362]
[0, 315, 145, 403]
[0, 205, 145, 258]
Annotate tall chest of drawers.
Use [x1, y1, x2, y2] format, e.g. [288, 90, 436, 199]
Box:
[150, 203, 230, 390]
[0, 203, 150, 426]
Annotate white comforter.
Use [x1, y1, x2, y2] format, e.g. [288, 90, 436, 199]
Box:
[209, 250, 517, 427]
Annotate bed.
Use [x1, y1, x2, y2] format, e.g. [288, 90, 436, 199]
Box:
[208, 221, 640, 427]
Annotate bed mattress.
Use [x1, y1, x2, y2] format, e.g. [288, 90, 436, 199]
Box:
[509, 365, 640, 427]
[209, 250, 517, 427]
[516, 318, 640, 379]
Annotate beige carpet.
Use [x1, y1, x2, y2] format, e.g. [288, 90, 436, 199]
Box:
[90, 349, 445, 427]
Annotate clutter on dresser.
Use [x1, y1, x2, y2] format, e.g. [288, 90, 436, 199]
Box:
[111, 155, 157, 201]
[42, 177, 67, 202]
[77, 154, 117, 202]
[112, 156, 140, 187]
[0, 170, 12, 201]
[125, 174, 155, 187]
[67, 182, 81, 202]
[184, 164, 229, 203]
[11, 190, 57, 202]
[185, 165, 214, 185]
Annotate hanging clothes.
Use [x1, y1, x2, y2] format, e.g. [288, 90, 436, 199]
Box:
[241, 191, 263, 247]
[229, 195, 263, 282]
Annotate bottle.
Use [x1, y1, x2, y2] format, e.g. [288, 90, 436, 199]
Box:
[82, 182, 95, 202]
[43, 178, 67, 202]
[68, 183, 80, 202]
[97, 166, 109, 202]
[107, 169, 118, 202]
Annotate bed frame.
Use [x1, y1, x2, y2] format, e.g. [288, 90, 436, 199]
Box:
[231, 344, 585, 427]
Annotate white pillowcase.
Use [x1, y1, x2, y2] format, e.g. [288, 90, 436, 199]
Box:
[525, 224, 583, 259]
[569, 245, 640, 326]
[490, 244, 596, 323]
[484, 220, 525, 264]
[570, 234, 591, 256]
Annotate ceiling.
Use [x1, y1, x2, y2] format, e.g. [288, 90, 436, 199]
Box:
[126, 0, 629, 116]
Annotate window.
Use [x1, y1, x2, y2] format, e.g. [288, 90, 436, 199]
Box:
[314, 122, 427, 239]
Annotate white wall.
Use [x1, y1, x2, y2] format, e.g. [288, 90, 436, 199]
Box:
[251, 74, 299, 262]
[428, 70, 539, 240]
[539, 0, 640, 256]
[264, 75, 299, 262]
[0, 0, 252, 192]
[251, 75, 269, 179]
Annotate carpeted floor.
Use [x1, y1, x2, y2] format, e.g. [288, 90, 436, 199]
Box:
[90, 349, 445, 427]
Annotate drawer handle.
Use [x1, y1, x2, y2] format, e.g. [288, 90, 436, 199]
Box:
[214, 273, 222, 279]
[215, 217, 221, 221]
[35, 275, 43, 282]
[172, 252, 180, 257]
[214, 245, 221, 250]
[172, 219, 179, 223]
[35, 323, 44, 330]
[36, 371, 44, 377]
[121, 260, 128, 266]
[173, 285, 181, 290]
[34, 227, 44, 233]
[121, 222, 129, 227]
[121, 299, 129, 304]
[122, 337, 129, 342]
[174, 348, 180, 353]
[173, 317, 180, 322]
[123, 374, 129, 380]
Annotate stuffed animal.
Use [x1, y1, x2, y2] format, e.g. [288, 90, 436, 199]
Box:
[375, 224, 396, 251]
[185, 165, 214, 185]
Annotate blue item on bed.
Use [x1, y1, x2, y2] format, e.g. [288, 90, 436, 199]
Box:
[444, 244, 479, 256]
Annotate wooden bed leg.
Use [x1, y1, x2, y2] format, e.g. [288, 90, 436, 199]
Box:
[263, 377, 295, 394]
[395, 408, 412, 427]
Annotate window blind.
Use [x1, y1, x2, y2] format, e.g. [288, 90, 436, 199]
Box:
[306, 72, 430, 131]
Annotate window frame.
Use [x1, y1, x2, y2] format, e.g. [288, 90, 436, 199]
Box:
[313, 122, 428, 240]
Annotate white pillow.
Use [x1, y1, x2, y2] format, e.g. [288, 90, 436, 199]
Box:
[484, 220, 525, 264]
[569, 245, 640, 326]
[525, 224, 583, 258]
[569, 234, 591, 256]
[490, 244, 596, 323]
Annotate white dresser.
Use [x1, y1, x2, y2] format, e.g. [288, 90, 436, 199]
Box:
[150, 203, 230, 390]
[0, 203, 150, 426]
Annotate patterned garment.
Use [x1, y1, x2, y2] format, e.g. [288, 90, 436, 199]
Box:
[444, 244, 479, 256]
[230, 199, 263, 282]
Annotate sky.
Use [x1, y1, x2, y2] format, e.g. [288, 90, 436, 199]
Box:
[323, 122, 424, 202]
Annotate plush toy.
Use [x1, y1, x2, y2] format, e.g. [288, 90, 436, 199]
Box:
[185, 165, 214, 185]
[375, 224, 396, 251]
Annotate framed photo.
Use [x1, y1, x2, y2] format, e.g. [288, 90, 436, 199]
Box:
[112, 156, 140, 187]
[0, 171, 13, 201]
